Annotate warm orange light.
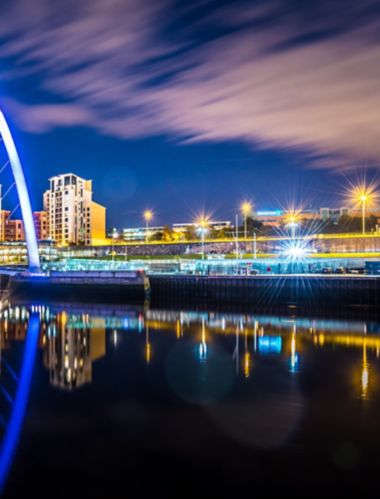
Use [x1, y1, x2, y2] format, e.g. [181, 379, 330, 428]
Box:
[195, 213, 210, 229]
[145, 342, 151, 364]
[350, 183, 377, 209]
[243, 352, 252, 378]
[143, 209, 153, 222]
[240, 201, 253, 217]
[285, 209, 301, 226]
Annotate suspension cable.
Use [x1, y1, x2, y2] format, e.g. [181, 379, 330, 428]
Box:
[8, 203, 20, 219]
[0, 160, 9, 176]
[2, 182, 15, 202]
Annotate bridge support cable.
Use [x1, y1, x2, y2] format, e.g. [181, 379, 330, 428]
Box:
[0, 161, 10, 176]
[7, 203, 20, 220]
[1, 182, 15, 203]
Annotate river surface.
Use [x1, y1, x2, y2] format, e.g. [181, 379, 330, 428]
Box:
[0, 302, 380, 497]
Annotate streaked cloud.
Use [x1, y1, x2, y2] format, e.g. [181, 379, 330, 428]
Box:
[1, 0, 380, 164]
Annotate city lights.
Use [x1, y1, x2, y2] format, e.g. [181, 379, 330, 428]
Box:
[195, 214, 210, 259]
[284, 244, 309, 259]
[280, 231, 312, 261]
[3, 0, 380, 495]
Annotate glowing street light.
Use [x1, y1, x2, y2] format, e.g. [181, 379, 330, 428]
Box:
[360, 193, 368, 235]
[285, 210, 300, 239]
[240, 201, 253, 240]
[143, 209, 153, 243]
[195, 214, 210, 260]
[111, 228, 119, 267]
[354, 189, 372, 235]
[350, 183, 378, 235]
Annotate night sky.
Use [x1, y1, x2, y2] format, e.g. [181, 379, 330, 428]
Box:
[1, 0, 380, 227]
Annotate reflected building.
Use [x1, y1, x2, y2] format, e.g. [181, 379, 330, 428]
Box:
[43, 313, 106, 390]
[0, 304, 380, 396]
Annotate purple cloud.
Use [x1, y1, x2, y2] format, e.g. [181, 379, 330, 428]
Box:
[1, 0, 380, 165]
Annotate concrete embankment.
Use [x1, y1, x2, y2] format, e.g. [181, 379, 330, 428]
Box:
[149, 274, 380, 307]
[3, 271, 380, 310]
[8, 271, 149, 303]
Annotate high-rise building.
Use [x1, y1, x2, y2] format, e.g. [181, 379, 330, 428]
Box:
[43, 173, 106, 245]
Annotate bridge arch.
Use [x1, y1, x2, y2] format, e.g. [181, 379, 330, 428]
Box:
[0, 110, 40, 273]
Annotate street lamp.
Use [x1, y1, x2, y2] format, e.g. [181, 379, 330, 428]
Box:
[360, 193, 368, 235]
[195, 214, 209, 260]
[285, 211, 300, 240]
[240, 201, 253, 240]
[143, 210, 153, 243]
[111, 228, 119, 267]
[354, 189, 371, 235]
[350, 184, 377, 235]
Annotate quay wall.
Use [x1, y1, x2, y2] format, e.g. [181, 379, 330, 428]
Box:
[7, 272, 148, 303]
[149, 274, 380, 307]
[2, 271, 380, 309]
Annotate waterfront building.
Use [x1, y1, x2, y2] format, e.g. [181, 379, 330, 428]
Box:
[43, 173, 106, 245]
[256, 209, 319, 227]
[121, 221, 233, 241]
[255, 210, 285, 227]
[122, 225, 164, 241]
[1, 210, 51, 242]
[33, 211, 50, 240]
[172, 221, 232, 234]
[1, 210, 25, 241]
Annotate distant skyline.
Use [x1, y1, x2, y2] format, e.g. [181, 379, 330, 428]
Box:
[1, 0, 380, 226]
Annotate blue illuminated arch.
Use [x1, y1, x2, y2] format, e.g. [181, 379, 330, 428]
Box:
[0, 110, 41, 273]
[0, 312, 40, 493]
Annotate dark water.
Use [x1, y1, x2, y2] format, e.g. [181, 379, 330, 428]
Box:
[1, 302, 380, 497]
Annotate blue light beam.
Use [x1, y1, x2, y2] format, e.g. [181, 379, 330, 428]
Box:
[0, 312, 40, 493]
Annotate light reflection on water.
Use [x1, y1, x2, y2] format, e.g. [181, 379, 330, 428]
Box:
[1, 302, 380, 495]
[0, 303, 378, 397]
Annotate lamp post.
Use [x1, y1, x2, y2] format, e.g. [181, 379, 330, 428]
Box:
[195, 215, 209, 260]
[360, 194, 367, 235]
[240, 201, 253, 240]
[351, 185, 377, 235]
[240, 201, 253, 255]
[234, 213, 238, 260]
[285, 212, 300, 240]
[112, 228, 118, 268]
[143, 210, 153, 243]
